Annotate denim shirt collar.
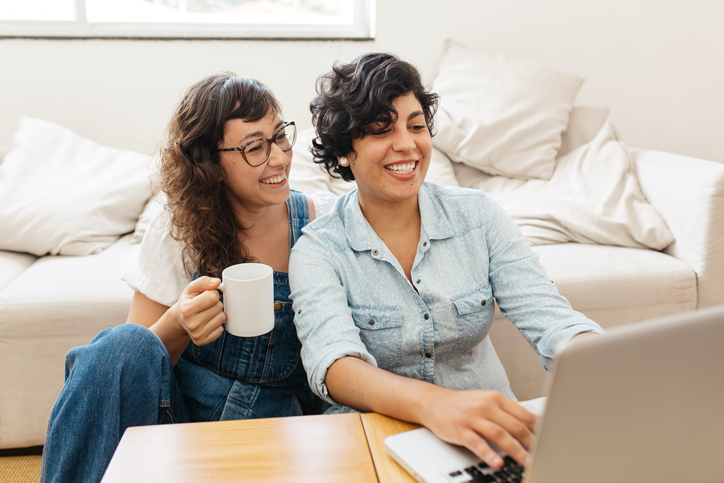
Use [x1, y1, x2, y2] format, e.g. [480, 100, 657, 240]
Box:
[342, 182, 456, 253]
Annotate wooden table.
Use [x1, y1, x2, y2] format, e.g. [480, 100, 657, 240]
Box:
[103, 405, 543, 482]
[101, 413, 378, 483]
[360, 413, 420, 483]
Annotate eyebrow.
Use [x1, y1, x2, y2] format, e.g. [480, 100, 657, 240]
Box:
[370, 110, 425, 127]
[235, 120, 285, 145]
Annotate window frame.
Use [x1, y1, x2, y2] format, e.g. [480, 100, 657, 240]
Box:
[0, 0, 375, 40]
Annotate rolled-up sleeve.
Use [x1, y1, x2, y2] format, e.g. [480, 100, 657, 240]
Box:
[485, 199, 604, 371]
[289, 223, 377, 405]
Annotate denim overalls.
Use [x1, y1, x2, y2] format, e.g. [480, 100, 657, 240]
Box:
[41, 191, 316, 483]
[177, 190, 316, 419]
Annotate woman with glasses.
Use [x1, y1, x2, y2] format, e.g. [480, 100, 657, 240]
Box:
[41, 73, 336, 483]
[288, 54, 603, 472]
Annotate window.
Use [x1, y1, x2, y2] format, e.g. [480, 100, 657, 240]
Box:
[0, 0, 374, 39]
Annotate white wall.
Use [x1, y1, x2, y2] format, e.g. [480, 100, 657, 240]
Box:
[1, 0, 722, 161]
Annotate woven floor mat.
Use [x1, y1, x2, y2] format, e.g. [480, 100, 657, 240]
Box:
[0, 455, 42, 483]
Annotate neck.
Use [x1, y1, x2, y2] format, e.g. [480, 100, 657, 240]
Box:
[358, 194, 420, 240]
[227, 199, 290, 271]
[232, 200, 288, 240]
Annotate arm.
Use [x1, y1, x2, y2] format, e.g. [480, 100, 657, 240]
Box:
[306, 197, 316, 221]
[326, 356, 537, 468]
[486, 199, 604, 369]
[124, 211, 228, 364]
[126, 277, 226, 365]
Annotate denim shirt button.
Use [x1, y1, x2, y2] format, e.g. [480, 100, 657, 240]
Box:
[372, 249, 379, 256]
[416, 279, 421, 284]
[425, 352, 432, 358]
[423, 242, 428, 247]
[481, 300, 486, 306]
[368, 319, 375, 325]
[424, 313, 430, 320]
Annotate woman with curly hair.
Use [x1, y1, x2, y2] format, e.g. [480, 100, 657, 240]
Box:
[289, 53, 603, 471]
[41, 73, 335, 482]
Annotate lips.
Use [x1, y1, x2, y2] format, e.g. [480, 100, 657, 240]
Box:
[260, 172, 287, 184]
[384, 161, 417, 175]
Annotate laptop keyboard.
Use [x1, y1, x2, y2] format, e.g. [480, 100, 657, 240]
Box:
[444, 455, 525, 482]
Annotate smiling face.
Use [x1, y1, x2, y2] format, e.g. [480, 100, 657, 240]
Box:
[218, 111, 292, 215]
[348, 93, 432, 211]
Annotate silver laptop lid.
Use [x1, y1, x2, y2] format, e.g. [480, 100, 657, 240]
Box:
[526, 305, 724, 483]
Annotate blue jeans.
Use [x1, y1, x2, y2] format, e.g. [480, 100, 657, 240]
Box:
[40, 324, 316, 483]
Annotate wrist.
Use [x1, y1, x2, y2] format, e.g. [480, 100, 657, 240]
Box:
[156, 303, 191, 342]
[407, 381, 450, 426]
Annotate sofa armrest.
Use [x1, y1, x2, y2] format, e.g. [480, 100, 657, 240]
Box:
[632, 148, 724, 308]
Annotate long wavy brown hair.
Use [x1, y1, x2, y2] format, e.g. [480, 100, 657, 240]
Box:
[158, 73, 282, 278]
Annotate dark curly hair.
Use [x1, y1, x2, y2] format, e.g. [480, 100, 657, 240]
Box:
[310, 53, 438, 182]
[158, 73, 282, 278]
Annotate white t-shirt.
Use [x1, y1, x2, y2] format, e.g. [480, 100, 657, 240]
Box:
[123, 191, 338, 307]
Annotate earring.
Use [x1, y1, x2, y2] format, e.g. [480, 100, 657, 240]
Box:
[339, 156, 349, 167]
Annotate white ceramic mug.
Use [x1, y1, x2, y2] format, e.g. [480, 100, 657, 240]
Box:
[217, 263, 274, 337]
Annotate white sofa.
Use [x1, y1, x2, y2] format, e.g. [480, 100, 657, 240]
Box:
[2, 109, 723, 449]
[0, 234, 139, 449]
[491, 145, 724, 400]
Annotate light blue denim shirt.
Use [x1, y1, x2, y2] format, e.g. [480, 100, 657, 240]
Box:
[289, 182, 603, 405]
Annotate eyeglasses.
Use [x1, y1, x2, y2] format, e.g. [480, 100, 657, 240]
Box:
[218, 121, 297, 167]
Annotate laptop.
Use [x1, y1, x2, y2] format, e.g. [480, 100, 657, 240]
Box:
[385, 306, 724, 483]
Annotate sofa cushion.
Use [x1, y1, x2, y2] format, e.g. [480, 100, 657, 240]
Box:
[432, 39, 583, 180]
[534, 243, 697, 323]
[0, 116, 152, 256]
[0, 235, 137, 339]
[0, 250, 37, 293]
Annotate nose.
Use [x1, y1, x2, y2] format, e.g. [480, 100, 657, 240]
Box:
[266, 142, 291, 167]
[392, 129, 416, 152]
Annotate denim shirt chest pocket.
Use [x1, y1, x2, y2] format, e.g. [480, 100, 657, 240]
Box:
[450, 284, 494, 351]
[350, 305, 404, 370]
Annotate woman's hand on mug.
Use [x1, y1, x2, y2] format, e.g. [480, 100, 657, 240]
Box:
[174, 276, 227, 346]
[422, 388, 538, 469]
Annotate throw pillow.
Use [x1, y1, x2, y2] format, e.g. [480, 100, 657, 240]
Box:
[432, 39, 584, 180]
[453, 120, 674, 250]
[0, 116, 152, 256]
[557, 106, 610, 159]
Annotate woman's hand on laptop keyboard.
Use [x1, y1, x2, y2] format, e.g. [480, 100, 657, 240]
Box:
[421, 388, 538, 470]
